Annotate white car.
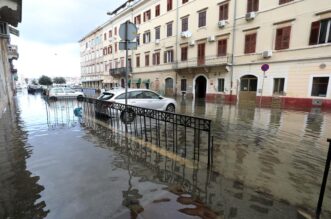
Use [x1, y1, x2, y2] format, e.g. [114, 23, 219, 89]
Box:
[48, 87, 85, 101]
[97, 89, 176, 112]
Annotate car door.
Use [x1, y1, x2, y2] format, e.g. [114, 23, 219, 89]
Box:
[56, 87, 66, 98]
[141, 91, 162, 110]
[128, 90, 145, 107]
[64, 88, 76, 98]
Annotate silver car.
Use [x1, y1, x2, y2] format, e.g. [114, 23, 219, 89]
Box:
[97, 89, 176, 112]
[48, 87, 85, 101]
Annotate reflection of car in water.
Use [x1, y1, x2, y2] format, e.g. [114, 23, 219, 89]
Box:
[48, 87, 85, 101]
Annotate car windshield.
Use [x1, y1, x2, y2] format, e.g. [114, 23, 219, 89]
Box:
[98, 92, 115, 100]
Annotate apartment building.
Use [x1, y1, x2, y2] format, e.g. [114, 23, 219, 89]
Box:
[0, 0, 22, 118]
[79, 0, 331, 110]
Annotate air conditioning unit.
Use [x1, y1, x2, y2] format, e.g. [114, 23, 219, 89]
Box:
[155, 39, 160, 44]
[189, 40, 195, 47]
[208, 36, 215, 42]
[218, 20, 226, 28]
[0, 22, 10, 38]
[245, 12, 256, 21]
[262, 50, 272, 58]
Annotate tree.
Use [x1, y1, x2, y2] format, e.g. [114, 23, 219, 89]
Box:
[31, 79, 38, 85]
[38, 75, 53, 86]
[53, 77, 66, 84]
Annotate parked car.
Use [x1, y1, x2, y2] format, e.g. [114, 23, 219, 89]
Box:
[48, 87, 85, 101]
[96, 89, 177, 113]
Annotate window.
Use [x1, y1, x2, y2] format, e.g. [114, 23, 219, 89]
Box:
[155, 5, 160, 17]
[144, 10, 151, 22]
[182, 17, 188, 32]
[182, 0, 189, 4]
[120, 57, 124, 68]
[143, 31, 151, 44]
[104, 33, 107, 40]
[217, 39, 227, 56]
[167, 22, 173, 37]
[155, 26, 160, 40]
[181, 79, 187, 91]
[153, 52, 160, 65]
[247, 0, 259, 13]
[114, 43, 118, 52]
[109, 30, 112, 38]
[143, 91, 159, 99]
[218, 79, 225, 92]
[114, 27, 117, 35]
[167, 0, 172, 11]
[273, 78, 285, 94]
[107, 45, 112, 54]
[136, 34, 140, 46]
[309, 19, 331, 45]
[275, 26, 291, 50]
[134, 15, 141, 25]
[164, 50, 174, 63]
[198, 11, 207, 27]
[279, 0, 293, 4]
[219, 3, 229, 20]
[197, 43, 205, 65]
[244, 33, 257, 54]
[145, 54, 150, 66]
[136, 56, 140, 67]
[311, 77, 329, 97]
[181, 46, 188, 61]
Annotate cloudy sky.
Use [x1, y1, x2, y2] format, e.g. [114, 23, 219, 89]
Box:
[13, 0, 125, 79]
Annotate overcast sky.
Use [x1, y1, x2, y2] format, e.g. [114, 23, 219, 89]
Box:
[13, 0, 125, 79]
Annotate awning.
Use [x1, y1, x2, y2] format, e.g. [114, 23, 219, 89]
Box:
[132, 78, 141, 83]
[142, 79, 150, 83]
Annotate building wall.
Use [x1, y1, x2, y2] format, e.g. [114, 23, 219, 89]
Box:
[0, 39, 14, 119]
[79, 0, 331, 110]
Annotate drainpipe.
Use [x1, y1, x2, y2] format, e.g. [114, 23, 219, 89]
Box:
[175, 0, 179, 97]
[229, 0, 237, 103]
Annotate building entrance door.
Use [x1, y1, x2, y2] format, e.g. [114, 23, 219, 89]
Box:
[195, 76, 207, 98]
[165, 78, 174, 96]
[239, 75, 258, 106]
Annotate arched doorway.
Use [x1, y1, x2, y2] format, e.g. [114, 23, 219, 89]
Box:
[165, 77, 174, 96]
[195, 75, 207, 98]
[121, 79, 125, 88]
[239, 75, 258, 106]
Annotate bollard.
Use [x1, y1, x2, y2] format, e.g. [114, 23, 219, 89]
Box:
[316, 138, 331, 219]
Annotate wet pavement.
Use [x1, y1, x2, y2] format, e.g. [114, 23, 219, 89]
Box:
[0, 91, 330, 218]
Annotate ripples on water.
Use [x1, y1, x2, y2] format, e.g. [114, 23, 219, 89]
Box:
[0, 92, 330, 218]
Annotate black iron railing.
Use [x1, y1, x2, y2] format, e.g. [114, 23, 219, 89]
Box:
[109, 67, 132, 77]
[83, 97, 214, 167]
[316, 138, 331, 219]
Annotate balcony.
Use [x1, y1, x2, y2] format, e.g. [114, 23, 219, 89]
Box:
[110, 67, 132, 77]
[8, 44, 19, 60]
[176, 55, 230, 70]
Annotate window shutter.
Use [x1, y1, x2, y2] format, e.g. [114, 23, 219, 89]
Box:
[244, 35, 250, 53]
[170, 50, 174, 62]
[164, 51, 167, 63]
[282, 26, 291, 49]
[309, 21, 320, 45]
[275, 28, 282, 50]
[247, 0, 252, 13]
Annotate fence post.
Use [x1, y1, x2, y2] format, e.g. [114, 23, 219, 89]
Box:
[316, 138, 331, 219]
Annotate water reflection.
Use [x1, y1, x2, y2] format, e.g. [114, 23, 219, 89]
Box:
[0, 99, 48, 218]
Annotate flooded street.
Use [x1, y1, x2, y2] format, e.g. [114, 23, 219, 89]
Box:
[0, 91, 330, 219]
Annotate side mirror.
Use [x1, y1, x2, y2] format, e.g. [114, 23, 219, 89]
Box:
[159, 96, 163, 100]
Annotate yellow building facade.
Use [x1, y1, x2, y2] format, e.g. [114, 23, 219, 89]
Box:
[79, 0, 331, 110]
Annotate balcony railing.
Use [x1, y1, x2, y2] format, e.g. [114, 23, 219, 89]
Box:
[110, 66, 132, 77]
[8, 44, 18, 60]
[176, 55, 230, 69]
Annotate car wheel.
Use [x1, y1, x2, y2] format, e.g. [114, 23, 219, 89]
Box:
[77, 95, 84, 101]
[120, 108, 136, 124]
[166, 104, 175, 113]
[49, 96, 57, 101]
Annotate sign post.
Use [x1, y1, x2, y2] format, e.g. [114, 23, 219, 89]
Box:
[260, 64, 269, 107]
[118, 21, 137, 127]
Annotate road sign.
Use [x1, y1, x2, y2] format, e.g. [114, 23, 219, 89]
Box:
[261, 64, 269, 72]
[119, 41, 137, 50]
[119, 21, 137, 41]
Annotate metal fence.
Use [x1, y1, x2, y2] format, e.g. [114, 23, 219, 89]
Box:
[82, 97, 214, 167]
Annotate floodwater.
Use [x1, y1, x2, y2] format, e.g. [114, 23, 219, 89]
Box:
[0, 91, 330, 219]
